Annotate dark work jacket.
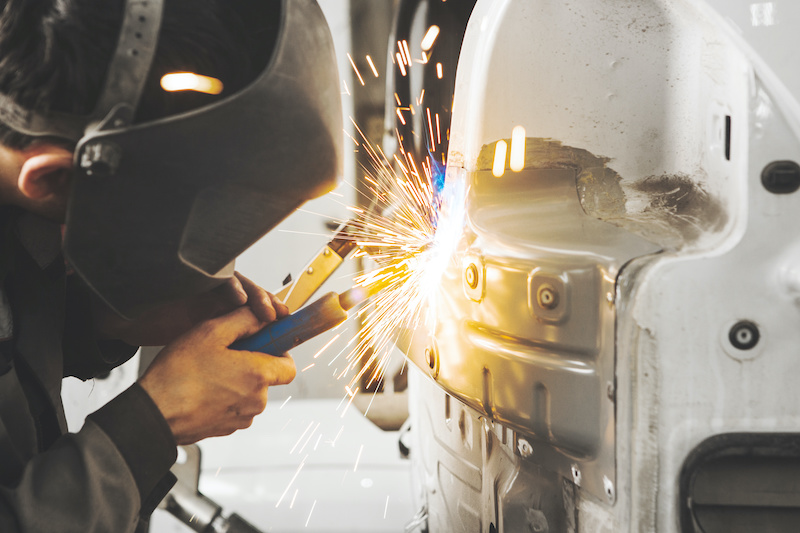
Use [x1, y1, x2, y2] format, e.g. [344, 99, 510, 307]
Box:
[0, 209, 177, 533]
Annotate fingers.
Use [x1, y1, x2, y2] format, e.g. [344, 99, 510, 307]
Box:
[225, 349, 296, 389]
[208, 276, 248, 311]
[140, 305, 297, 445]
[171, 352, 293, 444]
[226, 275, 249, 305]
[253, 352, 296, 386]
[205, 305, 266, 346]
[235, 272, 288, 322]
[226, 389, 267, 418]
[270, 292, 289, 319]
[208, 310, 296, 386]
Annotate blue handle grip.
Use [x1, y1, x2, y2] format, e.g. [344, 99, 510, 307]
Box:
[230, 309, 309, 354]
[229, 292, 347, 354]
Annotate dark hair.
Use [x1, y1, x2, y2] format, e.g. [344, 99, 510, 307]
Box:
[0, 0, 272, 149]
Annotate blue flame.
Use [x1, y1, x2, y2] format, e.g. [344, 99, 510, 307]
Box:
[429, 155, 447, 198]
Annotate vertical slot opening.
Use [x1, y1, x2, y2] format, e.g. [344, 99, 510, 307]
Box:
[725, 115, 732, 161]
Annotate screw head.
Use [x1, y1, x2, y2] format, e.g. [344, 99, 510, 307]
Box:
[79, 141, 122, 177]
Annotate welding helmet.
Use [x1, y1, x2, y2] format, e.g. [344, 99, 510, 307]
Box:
[0, 0, 342, 318]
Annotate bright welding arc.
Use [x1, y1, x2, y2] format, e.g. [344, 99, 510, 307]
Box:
[336, 119, 465, 390]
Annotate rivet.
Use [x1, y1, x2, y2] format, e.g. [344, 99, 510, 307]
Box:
[425, 347, 435, 369]
[606, 381, 615, 401]
[465, 264, 479, 289]
[537, 283, 559, 310]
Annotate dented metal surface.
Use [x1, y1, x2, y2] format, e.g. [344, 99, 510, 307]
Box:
[476, 137, 729, 249]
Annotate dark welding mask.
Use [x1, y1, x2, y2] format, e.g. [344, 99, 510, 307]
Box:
[0, 0, 342, 318]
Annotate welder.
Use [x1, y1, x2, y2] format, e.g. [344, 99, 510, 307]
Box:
[0, 0, 341, 531]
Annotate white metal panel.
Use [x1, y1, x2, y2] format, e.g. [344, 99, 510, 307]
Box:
[412, 0, 800, 531]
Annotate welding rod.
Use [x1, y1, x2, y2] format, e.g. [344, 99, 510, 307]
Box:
[230, 286, 369, 355]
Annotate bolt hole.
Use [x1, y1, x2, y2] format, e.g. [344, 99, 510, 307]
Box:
[571, 465, 581, 485]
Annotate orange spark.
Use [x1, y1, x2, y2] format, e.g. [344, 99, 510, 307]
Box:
[421, 25, 440, 51]
[402, 40, 412, 65]
[396, 42, 408, 65]
[396, 53, 407, 76]
[347, 53, 365, 86]
[365, 55, 379, 77]
[426, 107, 436, 148]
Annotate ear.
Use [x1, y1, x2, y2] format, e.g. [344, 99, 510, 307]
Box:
[17, 146, 73, 200]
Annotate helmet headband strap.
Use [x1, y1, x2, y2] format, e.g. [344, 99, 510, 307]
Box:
[0, 0, 163, 140]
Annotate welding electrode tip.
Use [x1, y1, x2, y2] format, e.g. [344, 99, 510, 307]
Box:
[339, 286, 369, 311]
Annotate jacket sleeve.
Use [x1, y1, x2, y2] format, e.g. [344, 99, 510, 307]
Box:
[0, 383, 177, 533]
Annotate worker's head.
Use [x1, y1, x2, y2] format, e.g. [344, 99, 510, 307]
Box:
[0, 0, 342, 317]
[0, 0, 265, 220]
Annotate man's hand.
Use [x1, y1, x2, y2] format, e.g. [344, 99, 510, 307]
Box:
[138, 305, 296, 444]
[96, 272, 289, 347]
